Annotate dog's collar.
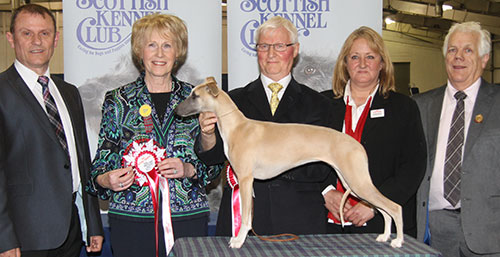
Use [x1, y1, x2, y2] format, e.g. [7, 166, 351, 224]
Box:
[218, 108, 238, 118]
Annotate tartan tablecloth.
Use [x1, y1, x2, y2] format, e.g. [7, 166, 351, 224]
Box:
[171, 233, 442, 257]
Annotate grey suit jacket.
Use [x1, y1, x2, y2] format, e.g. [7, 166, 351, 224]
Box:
[414, 79, 500, 254]
[0, 65, 103, 252]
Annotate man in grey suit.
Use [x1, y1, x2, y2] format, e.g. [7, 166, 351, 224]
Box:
[414, 21, 500, 257]
[0, 4, 103, 257]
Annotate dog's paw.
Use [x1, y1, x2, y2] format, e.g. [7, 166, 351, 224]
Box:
[229, 236, 245, 248]
[376, 233, 390, 242]
[390, 238, 403, 248]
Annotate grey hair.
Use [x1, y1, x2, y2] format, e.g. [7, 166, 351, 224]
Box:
[255, 16, 298, 44]
[443, 21, 491, 57]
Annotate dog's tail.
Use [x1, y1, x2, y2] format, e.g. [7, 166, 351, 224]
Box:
[339, 188, 351, 228]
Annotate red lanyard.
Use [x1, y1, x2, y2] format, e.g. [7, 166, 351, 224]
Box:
[344, 95, 372, 142]
[331, 95, 373, 223]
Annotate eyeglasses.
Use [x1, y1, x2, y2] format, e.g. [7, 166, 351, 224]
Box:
[255, 43, 295, 52]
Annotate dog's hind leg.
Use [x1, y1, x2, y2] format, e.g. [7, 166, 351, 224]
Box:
[361, 191, 403, 248]
[375, 208, 392, 243]
[391, 208, 404, 248]
[229, 175, 254, 248]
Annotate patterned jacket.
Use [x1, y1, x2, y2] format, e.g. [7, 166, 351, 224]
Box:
[86, 73, 221, 220]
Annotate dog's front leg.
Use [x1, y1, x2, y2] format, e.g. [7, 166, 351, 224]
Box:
[229, 174, 254, 248]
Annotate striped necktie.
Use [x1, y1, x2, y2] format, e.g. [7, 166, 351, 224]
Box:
[443, 90, 467, 207]
[38, 76, 69, 157]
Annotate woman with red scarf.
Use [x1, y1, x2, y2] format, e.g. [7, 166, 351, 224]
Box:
[321, 26, 427, 238]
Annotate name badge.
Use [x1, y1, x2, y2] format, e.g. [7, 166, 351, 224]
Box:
[370, 109, 385, 119]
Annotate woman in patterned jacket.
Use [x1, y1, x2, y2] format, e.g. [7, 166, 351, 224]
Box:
[86, 13, 221, 256]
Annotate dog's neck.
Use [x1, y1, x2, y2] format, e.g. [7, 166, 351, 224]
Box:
[214, 92, 247, 145]
[217, 108, 238, 118]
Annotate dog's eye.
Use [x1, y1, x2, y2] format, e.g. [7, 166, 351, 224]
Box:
[192, 93, 199, 99]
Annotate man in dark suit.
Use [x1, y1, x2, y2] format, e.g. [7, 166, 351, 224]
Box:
[196, 16, 335, 236]
[0, 4, 103, 257]
[414, 21, 500, 257]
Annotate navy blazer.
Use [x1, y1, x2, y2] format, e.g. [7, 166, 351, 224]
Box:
[197, 77, 337, 235]
[414, 79, 500, 253]
[0, 65, 103, 252]
[321, 90, 427, 237]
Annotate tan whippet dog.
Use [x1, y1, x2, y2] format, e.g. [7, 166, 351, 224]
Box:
[175, 77, 404, 248]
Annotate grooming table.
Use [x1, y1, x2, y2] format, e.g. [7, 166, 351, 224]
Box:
[170, 233, 442, 257]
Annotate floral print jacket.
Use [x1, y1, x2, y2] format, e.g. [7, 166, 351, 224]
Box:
[86, 73, 221, 220]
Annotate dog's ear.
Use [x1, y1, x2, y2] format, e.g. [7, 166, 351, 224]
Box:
[205, 77, 216, 83]
[205, 82, 220, 97]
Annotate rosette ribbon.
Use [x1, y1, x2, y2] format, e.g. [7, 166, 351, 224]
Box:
[226, 164, 242, 237]
[122, 139, 174, 256]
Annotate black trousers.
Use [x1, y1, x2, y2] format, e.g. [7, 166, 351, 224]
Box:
[109, 214, 209, 257]
[22, 203, 83, 257]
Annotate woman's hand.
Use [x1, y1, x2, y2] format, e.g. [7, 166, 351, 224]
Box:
[157, 158, 196, 179]
[199, 111, 217, 151]
[96, 166, 135, 191]
[323, 189, 353, 221]
[344, 202, 375, 227]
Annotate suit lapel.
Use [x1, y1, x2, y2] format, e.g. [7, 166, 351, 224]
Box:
[361, 92, 385, 141]
[43, 76, 74, 159]
[425, 87, 446, 167]
[463, 80, 493, 159]
[273, 79, 300, 121]
[331, 98, 346, 131]
[247, 79, 274, 120]
[7, 66, 62, 148]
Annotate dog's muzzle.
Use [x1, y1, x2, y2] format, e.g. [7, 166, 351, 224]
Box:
[174, 97, 198, 117]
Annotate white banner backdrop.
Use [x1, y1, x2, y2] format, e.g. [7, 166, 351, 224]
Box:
[227, 0, 382, 91]
[63, 0, 222, 154]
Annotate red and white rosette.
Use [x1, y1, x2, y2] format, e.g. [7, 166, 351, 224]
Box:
[226, 164, 242, 237]
[122, 139, 174, 256]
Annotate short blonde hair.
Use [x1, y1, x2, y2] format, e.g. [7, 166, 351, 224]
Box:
[131, 13, 188, 71]
[255, 16, 298, 44]
[332, 26, 395, 98]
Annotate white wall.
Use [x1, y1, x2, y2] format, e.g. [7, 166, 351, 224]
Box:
[1, 11, 498, 90]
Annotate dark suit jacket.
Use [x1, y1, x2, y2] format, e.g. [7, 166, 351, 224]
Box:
[321, 90, 427, 237]
[0, 65, 103, 252]
[414, 79, 500, 254]
[197, 77, 336, 235]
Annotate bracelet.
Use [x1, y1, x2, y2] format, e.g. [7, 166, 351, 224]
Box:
[189, 169, 198, 179]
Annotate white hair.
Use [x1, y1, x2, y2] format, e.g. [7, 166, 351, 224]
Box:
[255, 16, 298, 44]
[442, 21, 491, 57]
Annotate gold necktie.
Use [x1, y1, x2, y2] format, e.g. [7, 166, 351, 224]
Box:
[268, 82, 283, 115]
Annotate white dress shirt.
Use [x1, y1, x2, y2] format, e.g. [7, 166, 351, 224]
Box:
[428, 78, 481, 211]
[261, 73, 292, 104]
[15, 60, 81, 193]
[342, 80, 379, 133]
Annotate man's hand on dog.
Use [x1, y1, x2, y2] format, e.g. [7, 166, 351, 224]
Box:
[199, 111, 218, 151]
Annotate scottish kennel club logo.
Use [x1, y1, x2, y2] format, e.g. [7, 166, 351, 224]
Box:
[75, 0, 169, 56]
[239, 0, 331, 57]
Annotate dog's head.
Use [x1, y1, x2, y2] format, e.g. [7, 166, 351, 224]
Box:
[175, 77, 220, 117]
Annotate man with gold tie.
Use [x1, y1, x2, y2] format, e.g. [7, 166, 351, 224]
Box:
[195, 16, 336, 236]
